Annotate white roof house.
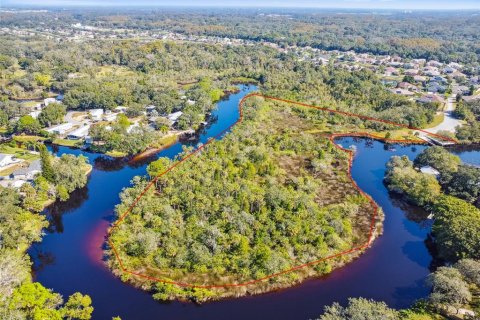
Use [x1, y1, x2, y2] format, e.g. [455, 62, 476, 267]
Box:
[420, 166, 440, 176]
[67, 125, 90, 140]
[146, 105, 156, 113]
[167, 111, 183, 122]
[115, 106, 127, 113]
[29, 110, 41, 119]
[103, 113, 118, 122]
[45, 123, 74, 135]
[0, 154, 17, 168]
[44, 98, 57, 106]
[89, 109, 104, 121]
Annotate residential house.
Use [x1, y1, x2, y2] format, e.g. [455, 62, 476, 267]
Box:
[404, 69, 419, 76]
[384, 67, 399, 76]
[431, 76, 448, 84]
[448, 62, 463, 70]
[390, 88, 414, 96]
[115, 106, 127, 113]
[427, 60, 443, 68]
[89, 109, 104, 121]
[452, 85, 471, 96]
[414, 75, 427, 83]
[424, 69, 440, 77]
[103, 113, 118, 122]
[427, 82, 446, 93]
[418, 94, 445, 104]
[43, 98, 57, 106]
[0, 154, 18, 168]
[29, 110, 41, 119]
[67, 125, 90, 140]
[45, 123, 74, 135]
[167, 111, 183, 123]
[443, 67, 456, 74]
[398, 82, 419, 92]
[463, 95, 480, 103]
[146, 105, 157, 114]
[420, 166, 440, 177]
[10, 160, 41, 181]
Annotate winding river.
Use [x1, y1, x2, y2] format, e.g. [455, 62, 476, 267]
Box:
[29, 85, 480, 320]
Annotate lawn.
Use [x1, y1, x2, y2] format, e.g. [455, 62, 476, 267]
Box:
[105, 150, 128, 158]
[21, 100, 43, 108]
[53, 138, 82, 147]
[13, 135, 47, 143]
[150, 134, 178, 149]
[423, 113, 445, 129]
[0, 162, 25, 176]
[0, 144, 40, 161]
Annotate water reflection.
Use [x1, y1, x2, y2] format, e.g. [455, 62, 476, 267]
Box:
[44, 185, 90, 233]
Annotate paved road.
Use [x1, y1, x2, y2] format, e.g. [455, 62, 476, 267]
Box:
[428, 96, 463, 134]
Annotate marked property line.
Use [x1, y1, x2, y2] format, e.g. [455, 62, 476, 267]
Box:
[106, 93, 457, 289]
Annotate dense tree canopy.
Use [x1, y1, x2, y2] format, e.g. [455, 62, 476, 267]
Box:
[38, 102, 66, 127]
[109, 98, 374, 301]
[385, 155, 441, 206]
[317, 298, 399, 320]
[432, 196, 480, 261]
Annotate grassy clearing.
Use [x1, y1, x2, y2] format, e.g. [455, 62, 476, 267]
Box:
[20, 100, 43, 108]
[0, 163, 24, 176]
[13, 135, 47, 143]
[53, 138, 82, 147]
[230, 77, 259, 84]
[105, 150, 128, 158]
[150, 134, 178, 149]
[95, 65, 136, 78]
[0, 145, 39, 161]
[423, 113, 445, 129]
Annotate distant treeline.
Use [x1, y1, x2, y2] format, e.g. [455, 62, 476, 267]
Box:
[2, 9, 479, 65]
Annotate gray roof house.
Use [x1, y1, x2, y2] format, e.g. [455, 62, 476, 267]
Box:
[10, 160, 41, 181]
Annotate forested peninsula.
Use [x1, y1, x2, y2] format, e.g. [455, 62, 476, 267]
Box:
[107, 96, 382, 301]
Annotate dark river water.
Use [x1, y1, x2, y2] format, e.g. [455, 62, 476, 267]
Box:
[29, 85, 480, 320]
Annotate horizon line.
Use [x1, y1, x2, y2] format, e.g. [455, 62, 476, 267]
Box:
[2, 5, 480, 11]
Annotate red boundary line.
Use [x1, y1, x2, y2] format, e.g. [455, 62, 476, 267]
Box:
[106, 93, 457, 289]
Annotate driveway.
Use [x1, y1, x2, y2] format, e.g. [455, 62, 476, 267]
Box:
[427, 96, 463, 133]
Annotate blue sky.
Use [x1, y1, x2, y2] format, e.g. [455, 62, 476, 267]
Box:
[2, 0, 480, 10]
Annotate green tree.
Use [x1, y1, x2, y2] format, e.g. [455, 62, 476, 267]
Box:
[427, 267, 471, 314]
[454, 259, 480, 286]
[34, 74, 51, 87]
[116, 113, 130, 130]
[432, 196, 480, 261]
[414, 146, 461, 175]
[57, 185, 69, 202]
[443, 165, 480, 203]
[15, 115, 41, 135]
[147, 157, 171, 179]
[38, 103, 66, 127]
[317, 297, 399, 320]
[385, 156, 441, 206]
[39, 144, 55, 183]
[0, 109, 8, 127]
[9, 282, 63, 320]
[61, 292, 94, 320]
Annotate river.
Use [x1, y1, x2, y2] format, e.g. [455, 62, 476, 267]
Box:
[29, 84, 480, 320]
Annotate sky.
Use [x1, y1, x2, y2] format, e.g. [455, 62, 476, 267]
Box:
[2, 0, 480, 10]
